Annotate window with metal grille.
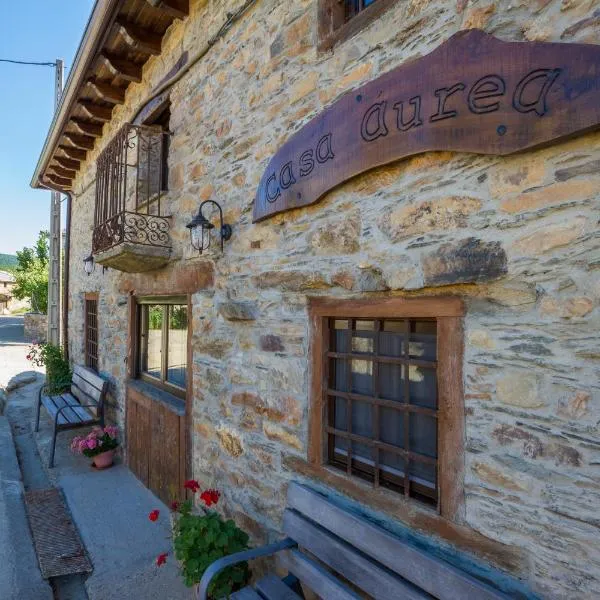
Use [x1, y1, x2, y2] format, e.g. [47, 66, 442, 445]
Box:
[325, 318, 439, 507]
[85, 294, 99, 372]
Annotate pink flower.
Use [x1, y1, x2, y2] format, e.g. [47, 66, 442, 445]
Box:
[104, 426, 118, 439]
[87, 438, 97, 450]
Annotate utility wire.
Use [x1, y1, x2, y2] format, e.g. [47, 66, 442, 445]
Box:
[0, 58, 57, 67]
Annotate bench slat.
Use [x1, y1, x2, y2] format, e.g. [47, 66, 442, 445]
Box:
[61, 394, 95, 423]
[41, 393, 95, 426]
[73, 365, 106, 392]
[70, 382, 99, 417]
[287, 482, 509, 600]
[41, 396, 69, 425]
[255, 574, 302, 600]
[49, 394, 80, 424]
[284, 509, 428, 600]
[229, 588, 262, 600]
[280, 549, 361, 600]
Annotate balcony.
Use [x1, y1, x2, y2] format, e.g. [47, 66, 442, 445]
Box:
[92, 123, 172, 272]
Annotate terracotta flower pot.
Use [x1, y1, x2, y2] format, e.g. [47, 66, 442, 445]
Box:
[93, 450, 115, 469]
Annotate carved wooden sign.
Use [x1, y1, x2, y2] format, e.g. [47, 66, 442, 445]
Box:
[253, 29, 600, 222]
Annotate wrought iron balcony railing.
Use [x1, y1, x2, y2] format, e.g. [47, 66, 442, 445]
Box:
[92, 123, 171, 256]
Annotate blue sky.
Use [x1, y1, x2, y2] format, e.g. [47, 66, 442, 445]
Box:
[0, 1, 94, 255]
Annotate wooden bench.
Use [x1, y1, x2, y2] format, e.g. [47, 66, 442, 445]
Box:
[198, 482, 510, 600]
[35, 365, 107, 468]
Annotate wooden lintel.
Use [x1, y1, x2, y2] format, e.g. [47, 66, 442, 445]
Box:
[58, 145, 87, 161]
[55, 156, 80, 170]
[115, 19, 162, 55]
[79, 101, 113, 122]
[146, 0, 189, 19]
[49, 165, 77, 179]
[64, 132, 95, 150]
[99, 52, 143, 83]
[46, 174, 72, 188]
[88, 79, 126, 104]
[71, 118, 104, 137]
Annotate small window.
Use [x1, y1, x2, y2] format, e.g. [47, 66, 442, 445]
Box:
[138, 299, 188, 398]
[309, 297, 465, 518]
[318, 0, 393, 52]
[85, 294, 99, 371]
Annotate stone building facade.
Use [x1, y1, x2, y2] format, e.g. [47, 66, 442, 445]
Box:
[34, 1, 600, 598]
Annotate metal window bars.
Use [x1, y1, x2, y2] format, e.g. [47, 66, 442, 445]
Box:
[92, 123, 172, 254]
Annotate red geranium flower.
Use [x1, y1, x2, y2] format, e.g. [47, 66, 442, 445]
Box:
[170, 501, 179, 511]
[183, 479, 200, 493]
[200, 489, 221, 508]
[148, 509, 160, 522]
[156, 552, 168, 567]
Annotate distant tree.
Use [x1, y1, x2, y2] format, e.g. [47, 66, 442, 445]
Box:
[13, 231, 49, 313]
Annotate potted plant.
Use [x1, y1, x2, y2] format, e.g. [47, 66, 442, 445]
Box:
[70, 426, 120, 469]
[150, 481, 251, 598]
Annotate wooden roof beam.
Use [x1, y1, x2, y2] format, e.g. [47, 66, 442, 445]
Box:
[55, 156, 80, 170]
[116, 19, 162, 55]
[63, 132, 95, 151]
[88, 79, 126, 104]
[99, 52, 143, 83]
[71, 118, 104, 137]
[79, 101, 113, 122]
[49, 165, 77, 179]
[58, 145, 87, 161]
[46, 174, 72, 188]
[146, 0, 189, 19]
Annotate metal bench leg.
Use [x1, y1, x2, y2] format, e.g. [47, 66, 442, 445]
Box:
[49, 426, 58, 469]
[35, 385, 43, 432]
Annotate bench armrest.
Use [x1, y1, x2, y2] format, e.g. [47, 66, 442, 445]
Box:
[197, 537, 297, 600]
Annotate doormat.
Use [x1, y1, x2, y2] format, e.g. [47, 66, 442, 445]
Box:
[24, 488, 92, 579]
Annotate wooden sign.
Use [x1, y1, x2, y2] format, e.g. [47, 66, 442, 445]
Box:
[253, 29, 600, 222]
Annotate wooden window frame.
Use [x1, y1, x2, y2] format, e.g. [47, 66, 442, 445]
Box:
[84, 293, 99, 372]
[308, 296, 465, 522]
[318, 0, 398, 53]
[134, 296, 188, 400]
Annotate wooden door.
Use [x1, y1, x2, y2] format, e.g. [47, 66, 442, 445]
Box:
[126, 385, 187, 505]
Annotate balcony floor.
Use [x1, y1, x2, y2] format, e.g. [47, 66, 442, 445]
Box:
[94, 242, 172, 273]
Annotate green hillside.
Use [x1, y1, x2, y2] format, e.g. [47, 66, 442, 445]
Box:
[0, 253, 17, 273]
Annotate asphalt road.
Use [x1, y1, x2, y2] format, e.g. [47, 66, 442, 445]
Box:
[0, 316, 25, 345]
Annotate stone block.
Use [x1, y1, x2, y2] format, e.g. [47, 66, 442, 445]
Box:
[218, 301, 258, 321]
[496, 372, 545, 408]
[216, 427, 244, 458]
[380, 196, 481, 241]
[259, 334, 285, 352]
[310, 214, 360, 254]
[422, 238, 507, 286]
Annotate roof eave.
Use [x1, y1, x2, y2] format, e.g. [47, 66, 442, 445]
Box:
[30, 0, 122, 190]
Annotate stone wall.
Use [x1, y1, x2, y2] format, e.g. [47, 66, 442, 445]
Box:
[23, 313, 47, 344]
[66, 1, 600, 598]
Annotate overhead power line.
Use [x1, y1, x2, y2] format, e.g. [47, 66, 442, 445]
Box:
[0, 58, 57, 67]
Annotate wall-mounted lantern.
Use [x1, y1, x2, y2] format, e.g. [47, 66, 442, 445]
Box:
[186, 200, 232, 255]
[83, 253, 107, 275]
[83, 254, 95, 276]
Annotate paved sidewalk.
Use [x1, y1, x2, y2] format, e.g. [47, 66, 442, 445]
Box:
[34, 391, 193, 600]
